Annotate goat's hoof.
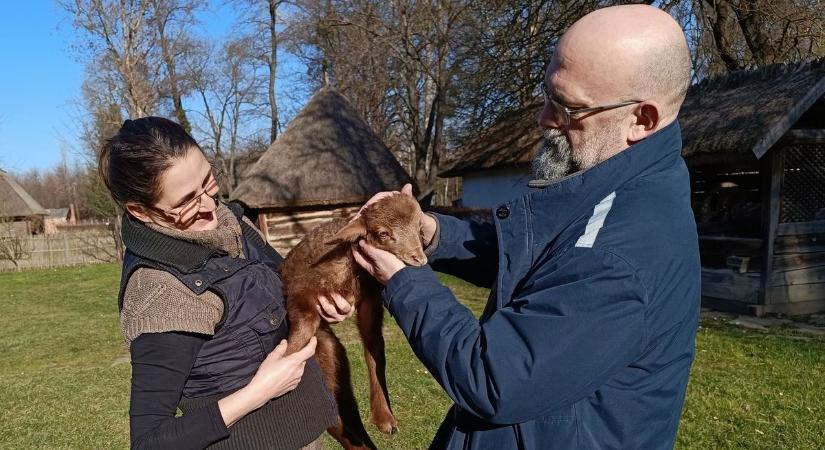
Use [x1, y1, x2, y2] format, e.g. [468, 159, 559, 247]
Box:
[376, 424, 398, 435]
[373, 418, 398, 435]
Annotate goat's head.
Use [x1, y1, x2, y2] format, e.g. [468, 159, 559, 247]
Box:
[325, 194, 427, 266]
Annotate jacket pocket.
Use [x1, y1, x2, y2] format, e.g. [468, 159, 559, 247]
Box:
[247, 304, 288, 359]
[518, 405, 578, 450]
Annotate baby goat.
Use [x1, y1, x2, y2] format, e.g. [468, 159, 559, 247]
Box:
[280, 194, 427, 450]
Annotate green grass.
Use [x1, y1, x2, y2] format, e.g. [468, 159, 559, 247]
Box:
[1, 265, 824, 449]
[0, 264, 130, 449]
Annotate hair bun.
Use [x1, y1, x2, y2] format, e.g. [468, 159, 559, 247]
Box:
[120, 119, 136, 133]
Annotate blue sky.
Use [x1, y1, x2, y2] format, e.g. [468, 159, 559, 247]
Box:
[0, 1, 83, 173]
[0, 1, 309, 174]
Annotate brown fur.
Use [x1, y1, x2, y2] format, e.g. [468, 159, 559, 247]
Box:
[280, 195, 427, 450]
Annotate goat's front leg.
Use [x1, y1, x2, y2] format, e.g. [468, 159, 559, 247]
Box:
[356, 293, 398, 434]
[285, 294, 321, 355]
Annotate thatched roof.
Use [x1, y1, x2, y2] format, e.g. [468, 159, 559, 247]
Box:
[681, 58, 825, 160]
[439, 102, 543, 178]
[439, 58, 825, 176]
[0, 169, 48, 217]
[231, 88, 411, 209]
[232, 150, 265, 179]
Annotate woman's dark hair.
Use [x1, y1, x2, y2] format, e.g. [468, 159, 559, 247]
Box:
[99, 116, 202, 207]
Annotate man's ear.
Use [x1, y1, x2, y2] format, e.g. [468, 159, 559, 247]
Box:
[325, 218, 367, 245]
[627, 101, 661, 143]
[125, 202, 153, 223]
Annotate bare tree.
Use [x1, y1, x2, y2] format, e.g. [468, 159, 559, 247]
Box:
[290, 0, 466, 195]
[230, 0, 289, 143]
[61, 0, 160, 118]
[668, 0, 825, 77]
[289, 0, 604, 197]
[0, 206, 34, 272]
[189, 37, 263, 193]
[149, 0, 205, 133]
[73, 73, 127, 260]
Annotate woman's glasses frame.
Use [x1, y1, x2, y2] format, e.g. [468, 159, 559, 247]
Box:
[146, 165, 222, 226]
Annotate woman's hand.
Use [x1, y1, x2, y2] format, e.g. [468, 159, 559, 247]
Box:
[218, 337, 317, 427]
[247, 337, 316, 404]
[317, 293, 354, 323]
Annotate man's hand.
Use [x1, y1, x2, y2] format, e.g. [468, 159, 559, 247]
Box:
[316, 293, 354, 323]
[352, 240, 406, 285]
[355, 183, 437, 246]
[355, 183, 414, 218]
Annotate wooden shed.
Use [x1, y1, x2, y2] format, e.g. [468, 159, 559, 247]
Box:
[682, 58, 825, 316]
[0, 169, 48, 236]
[231, 87, 411, 254]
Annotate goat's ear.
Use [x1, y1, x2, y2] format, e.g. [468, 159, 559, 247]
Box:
[324, 218, 367, 245]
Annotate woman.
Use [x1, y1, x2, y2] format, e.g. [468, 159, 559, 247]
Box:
[101, 117, 342, 449]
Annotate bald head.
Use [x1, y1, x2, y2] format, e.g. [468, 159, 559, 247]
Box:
[554, 4, 691, 123]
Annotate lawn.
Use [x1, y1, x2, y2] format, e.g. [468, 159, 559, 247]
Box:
[1, 264, 824, 449]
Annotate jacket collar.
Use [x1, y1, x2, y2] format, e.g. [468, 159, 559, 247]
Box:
[121, 202, 247, 273]
[509, 121, 684, 250]
[527, 120, 683, 196]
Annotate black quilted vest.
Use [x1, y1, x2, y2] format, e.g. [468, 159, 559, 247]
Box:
[118, 205, 337, 449]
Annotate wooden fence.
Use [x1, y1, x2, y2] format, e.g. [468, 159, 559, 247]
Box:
[0, 232, 119, 272]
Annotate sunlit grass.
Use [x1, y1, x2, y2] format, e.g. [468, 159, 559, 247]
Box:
[1, 265, 823, 449]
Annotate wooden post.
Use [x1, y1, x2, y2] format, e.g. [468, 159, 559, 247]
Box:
[759, 146, 785, 308]
[64, 233, 70, 263]
[257, 211, 270, 243]
[46, 236, 53, 268]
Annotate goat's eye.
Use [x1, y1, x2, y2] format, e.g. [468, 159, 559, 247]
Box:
[377, 230, 392, 240]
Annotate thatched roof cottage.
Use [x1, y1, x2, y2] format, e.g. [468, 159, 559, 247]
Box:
[231, 87, 411, 253]
[682, 58, 825, 316]
[0, 169, 47, 235]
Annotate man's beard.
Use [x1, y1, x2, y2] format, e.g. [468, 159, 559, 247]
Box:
[532, 123, 623, 182]
[532, 129, 579, 182]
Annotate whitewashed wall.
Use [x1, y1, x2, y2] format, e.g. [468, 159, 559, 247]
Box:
[460, 167, 533, 208]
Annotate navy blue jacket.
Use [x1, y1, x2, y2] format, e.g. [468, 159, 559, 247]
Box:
[383, 122, 700, 449]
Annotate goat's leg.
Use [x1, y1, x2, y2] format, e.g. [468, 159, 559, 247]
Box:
[285, 295, 321, 355]
[356, 296, 398, 435]
[315, 324, 377, 450]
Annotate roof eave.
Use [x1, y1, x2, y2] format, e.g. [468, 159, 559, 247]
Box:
[752, 75, 825, 159]
[439, 161, 531, 178]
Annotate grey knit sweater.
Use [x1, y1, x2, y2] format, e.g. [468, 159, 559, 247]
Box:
[120, 203, 256, 346]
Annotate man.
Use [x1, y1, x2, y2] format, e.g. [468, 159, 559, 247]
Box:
[327, 4, 700, 449]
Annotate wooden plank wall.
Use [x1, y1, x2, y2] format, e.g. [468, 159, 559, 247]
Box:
[701, 267, 761, 303]
[764, 220, 825, 312]
[698, 235, 762, 269]
[698, 236, 763, 311]
[261, 206, 360, 255]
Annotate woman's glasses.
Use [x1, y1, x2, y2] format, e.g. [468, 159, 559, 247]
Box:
[148, 169, 221, 226]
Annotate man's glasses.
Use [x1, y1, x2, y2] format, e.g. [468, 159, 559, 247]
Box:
[539, 82, 642, 126]
[149, 169, 221, 226]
